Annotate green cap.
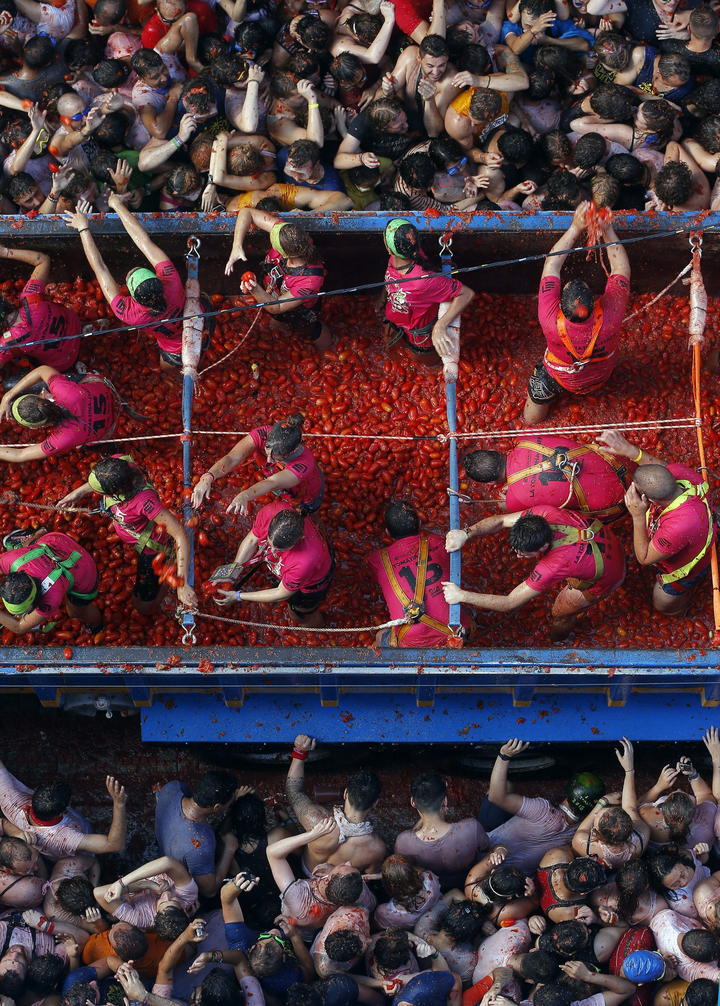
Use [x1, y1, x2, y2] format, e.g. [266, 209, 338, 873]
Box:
[566, 771, 606, 818]
[384, 218, 414, 257]
[3, 580, 37, 616]
[269, 221, 288, 254]
[127, 267, 156, 297]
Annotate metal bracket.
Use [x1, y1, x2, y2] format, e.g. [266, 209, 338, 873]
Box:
[416, 685, 435, 708]
[606, 684, 630, 707]
[320, 685, 339, 707]
[512, 686, 534, 707]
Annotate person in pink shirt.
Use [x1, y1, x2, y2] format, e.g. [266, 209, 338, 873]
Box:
[523, 202, 631, 425]
[382, 219, 474, 366]
[56, 454, 197, 613]
[215, 499, 334, 626]
[650, 908, 720, 982]
[375, 856, 441, 930]
[0, 529, 102, 636]
[647, 849, 711, 921]
[94, 855, 199, 937]
[0, 365, 116, 462]
[368, 501, 470, 649]
[639, 736, 717, 852]
[412, 896, 484, 986]
[311, 905, 370, 977]
[443, 503, 625, 643]
[192, 413, 325, 516]
[63, 196, 208, 374]
[0, 246, 81, 374]
[226, 208, 331, 351]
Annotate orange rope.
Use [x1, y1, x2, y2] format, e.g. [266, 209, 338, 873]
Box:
[691, 342, 720, 636]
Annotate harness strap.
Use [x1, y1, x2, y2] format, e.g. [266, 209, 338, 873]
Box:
[9, 543, 85, 595]
[548, 519, 606, 590]
[648, 480, 714, 585]
[101, 456, 173, 557]
[545, 306, 608, 377]
[506, 442, 628, 515]
[378, 534, 454, 644]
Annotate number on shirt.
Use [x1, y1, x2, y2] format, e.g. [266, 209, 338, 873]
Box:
[397, 562, 443, 594]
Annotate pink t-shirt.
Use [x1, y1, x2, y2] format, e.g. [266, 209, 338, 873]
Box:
[473, 919, 531, 984]
[262, 249, 325, 307]
[101, 461, 170, 555]
[385, 260, 461, 342]
[523, 504, 625, 599]
[0, 278, 81, 371]
[0, 532, 97, 621]
[249, 425, 324, 507]
[374, 869, 441, 929]
[489, 797, 578, 874]
[311, 906, 370, 974]
[395, 819, 488, 887]
[113, 876, 199, 930]
[367, 533, 469, 647]
[0, 764, 90, 860]
[539, 274, 630, 392]
[40, 374, 116, 457]
[647, 464, 714, 582]
[281, 872, 377, 930]
[651, 908, 720, 982]
[110, 260, 185, 355]
[252, 500, 332, 594]
[504, 436, 633, 517]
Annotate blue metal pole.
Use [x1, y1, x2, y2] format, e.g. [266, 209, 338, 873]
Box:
[440, 244, 461, 631]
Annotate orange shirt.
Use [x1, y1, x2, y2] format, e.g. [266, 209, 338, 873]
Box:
[82, 929, 171, 980]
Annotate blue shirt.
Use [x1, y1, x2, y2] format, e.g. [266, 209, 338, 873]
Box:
[500, 17, 593, 61]
[225, 922, 302, 998]
[154, 780, 215, 877]
[277, 147, 346, 192]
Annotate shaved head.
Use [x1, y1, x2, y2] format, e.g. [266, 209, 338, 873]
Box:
[633, 464, 677, 502]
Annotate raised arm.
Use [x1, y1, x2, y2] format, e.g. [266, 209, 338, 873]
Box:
[219, 875, 259, 924]
[487, 739, 529, 813]
[0, 244, 50, 282]
[703, 728, 720, 801]
[107, 193, 168, 267]
[266, 819, 336, 892]
[676, 752, 714, 806]
[62, 201, 120, 303]
[191, 435, 256, 508]
[75, 776, 127, 854]
[225, 208, 281, 276]
[542, 202, 588, 279]
[601, 221, 630, 280]
[616, 738, 650, 844]
[285, 734, 333, 830]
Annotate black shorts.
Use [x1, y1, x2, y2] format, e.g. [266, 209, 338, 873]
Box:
[527, 361, 564, 405]
[277, 306, 323, 342]
[159, 294, 215, 368]
[134, 550, 163, 603]
[287, 555, 335, 615]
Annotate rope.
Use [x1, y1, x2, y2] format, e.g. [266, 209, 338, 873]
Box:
[623, 262, 692, 324]
[198, 308, 262, 377]
[195, 611, 406, 633]
[691, 341, 720, 636]
[444, 418, 699, 441]
[0, 495, 97, 514]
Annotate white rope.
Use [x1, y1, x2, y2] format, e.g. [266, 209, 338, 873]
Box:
[198, 308, 262, 377]
[196, 611, 406, 633]
[623, 262, 692, 324]
[448, 417, 698, 441]
[0, 495, 96, 515]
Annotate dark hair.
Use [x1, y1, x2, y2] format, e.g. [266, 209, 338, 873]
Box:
[228, 143, 263, 176]
[544, 168, 580, 210]
[347, 164, 379, 187]
[0, 836, 33, 869]
[384, 220, 419, 260]
[497, 128, 534, 166]
[519, 0, 552, 16]
[638, 99, 676, 145]
[198, 968, 241, 1006]
[686, 981, 719, 1006]
[325, 930, 362, 963]
[561, 278, 594, 322]
[267, 508, 304, 550]
[23, 35, 55, 69]
[192, 769, 237, 809]
[130, 46, 165, 76]
[429, 134, 466, 170]
[3, 117, 31, 149]
[181, 80, 214, 115]
[589, 175, 618, 208]
[508, 514, 553, 554]
[481, 865, 527, 902]
[534, 985, 574, 1006]
[535, 44, 581, 86]
[287, 51, 320, 79]
[384, 501, 420, 539]
[596, 806, 632, 844]
[590, 84, 633, 122]
[538, 129, 572, 168]
[464, 450, 504, 483]
[378, 193, 412, 211]
[256, 197, 283, 212]
[661, 792, 696, 843]
[27, 954, 65, 995]
[62, 983, 96, 1006]
[517, 950, 560, 983]
[540, 920, 589, 958]
[154, 906, 189, 941]
[381, 855, 424, 905]
[399, 153, 434, 190]
[655, 160, 693, 208]
[346, 769, 381, 812]
[594, 31, 631, 71]
[419, 33, 448, 59]
[91, 457, 144, 499]
[166, 163, 201, 198]
[0, 572, 40, 610]
[648, 847, 695, 893]
[57, 876, 96, 915]
[690, 4, 719, 38]
[574, 132, 606, 169]
[616, 859, 651, 921]
[690, 78, 720, 116]
[287, 984, 323, 1006]
[8, 172, 40, 203]
[295, 14, 330, 51]
[330, 51, 364, 83]
[658, 51, 690, 84]
[458, 43, 491, 75]
[528, 67, 555, 100]
[92, 59, 130, 89]
[91, 149, 123, 185]
[210, 51, 249, 86]
[95, 0, 125, 20]
[198, 33, 227, 65]
[442, 901, 485, 943]
[605, 152, 644, 184]
[681, 930, 720, 963]
[411, 772, 446, 813]
[234, 20, 272, 58]
[111, 925, 148, 962]
[231, 791, 267, 841]
[325, 870, 363, 906]
[0, 971, 25, 999]
[374, 929, 410, 972]
[189, 131, 214, 172]
[347, 11, 381, 43]
[696, 114, 720, 154]
[65, 38, 102, 70]
[275, 221, 313, 259]
[288, 138, 321, 169]
[564, 856, 607, 893]
[32, 780, 71, 819]
[469, 88, 501, 122]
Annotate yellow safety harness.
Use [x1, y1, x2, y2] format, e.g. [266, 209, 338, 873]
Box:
[506, 441, 628, 516]
[647, 479, 714, 585]
[379, 533, 454, 645]
[97, 455, 172, 556]
[549, 519, 606, 590]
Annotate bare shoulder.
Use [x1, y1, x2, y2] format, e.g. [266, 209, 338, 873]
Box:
[539, 845, 573, 868]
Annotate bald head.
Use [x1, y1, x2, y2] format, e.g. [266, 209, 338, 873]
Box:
[57, 93, 85, 117]
[633, 464, 677, 502]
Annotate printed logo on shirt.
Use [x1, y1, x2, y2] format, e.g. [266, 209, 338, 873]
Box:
[387, 283, 410, 315]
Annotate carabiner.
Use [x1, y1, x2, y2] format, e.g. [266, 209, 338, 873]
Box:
[690, 231, 703, 257]
[181, 625, 197, 646]
[186, 235, 201, 261]
[439, 232, 453, 256]
[447, 486, 473, 504]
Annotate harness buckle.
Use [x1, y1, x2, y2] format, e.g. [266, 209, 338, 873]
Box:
[579, 528, 596, 542]
[403, 600, 425, 623]
[186, 235, 201, 260]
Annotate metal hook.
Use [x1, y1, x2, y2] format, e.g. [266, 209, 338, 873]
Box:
[439, 232, 453, 255]
[447, 486, 473, 504]
[187, 235, 201, 260]
[181, 625, 197, 646]
[690, 232, 703, 256]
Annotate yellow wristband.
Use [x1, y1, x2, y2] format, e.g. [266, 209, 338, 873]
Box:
[308, 102, 319, 109]
[631, 448, 643, 464]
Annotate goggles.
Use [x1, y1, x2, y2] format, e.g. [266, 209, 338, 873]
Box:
[68, 103, 91, 122]
[256, 933, 291, 952]
[446, 156, 468, 176]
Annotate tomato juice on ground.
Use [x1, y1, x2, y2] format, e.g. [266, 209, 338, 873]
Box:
[0, 276, 714, 652]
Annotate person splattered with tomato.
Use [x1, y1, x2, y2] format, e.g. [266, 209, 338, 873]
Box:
[192, 413, 324, 517]
[56, 454, 197, 614]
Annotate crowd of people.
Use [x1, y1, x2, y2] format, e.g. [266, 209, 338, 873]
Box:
[1, 733, 720, 1006]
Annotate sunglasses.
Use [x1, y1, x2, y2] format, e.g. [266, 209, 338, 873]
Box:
[446, 156, 468, 175]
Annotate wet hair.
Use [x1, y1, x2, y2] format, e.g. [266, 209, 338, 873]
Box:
[606, 152, 645, 184]
[287, 984, 323, 1006]
[325, 869, 363, 906]
[446, 23, 473, 61]
[9, 394, 69, 426]
[274, 221, 314, 259]
[267, 508, 304, 550]
[91, 150, 123, 185]
[166, 163, 201, 198]
[527, 67, 555, 101]
[374, 929, 410, 972]
[265, 413, 305, 458]
[534, 45, 582, 88]
[346, 769, 381, 812]
[565, 856, 607, 893]
[509, 513, 553, 554]
[480, 865, 527, 902]
[228, 143, 263, 178]
[325, 930, 362, 963]
[464, 450, 504, 483]
[544, 168, 580, 210]
[384, 219, 420, 261]
[57, 875, 96, 915]
[517, 950, 560, 984]
[231, 791, 267, 841]
[655, 160, 693, 208]
[696, 114, 720, 154]
[234, 20, 272, 59]
[661, 792, 696, 843]
[209, 51, 249, 86]
[591, 174, 620, 209]
[574, 132, 606, 169]
[287, 51, 319, 79]
[381, 855, 424, 905]
[538, 129, 572, 168]
[560, 277, 594, 322]
[534, 985, 574, 1006]
[330, 51, 364, 83]
[130, 46, 165, 77]
[458, 43, 491, 75]
[189, 131, 214, 173]
[690, 78, 720, 117]
[498, 128, 534, 166]
[681, 930, 720, 963]
[0, 836, 33, 869]
[658, 51, 691, 84]
[429, 134, 466, 170]
[469, 88, 501, 122]
[378, 193, 412, 211]
[62, 983, 96, 1006]
[27, 954, 65, 995]
[288, 138, 321, 168]
[639, 99, 676, 145]
[92, 58, 130, 89]
[295, 14, 330, 51]
[367, 96, 405, 130]
[154, 906, 189, 941]
[596, 806, 633, 844]
[65, 38, 102, 70]
[411, 772, 446, 813]
[256, 197, 283, 212]
[617, 859, 651, 921]
[419, 33, 448, 60]
[23, 35, 55, 69]
[648, 847, 695, 893]
[112, 925, 149, 962]
[347, 11, 381, 44]
[191, 770, 237, 809]
[198, 33, 227, 65]
[8, 172, 40, 204]
[594, 30, 632, 71]
[198, 968, 241, 1006]
[590, 84, 633, 122]
[182, 80, 214, 115]
[686, 981, 719, 1006]
[442, 901, 485, 943]
[519, 0, 552, 17]
[347, 164, 379, 187]
[95, 0, 125, 20]
[91, 456, 143, 498]
[690, 4, 719, 39]
[0, 972, 25, 999]
[3, 117, 32, 149]
[129, 274, 166, 314]
[540, 920, 589, 958]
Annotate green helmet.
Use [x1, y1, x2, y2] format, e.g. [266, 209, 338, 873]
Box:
[566, 771, 605, 818]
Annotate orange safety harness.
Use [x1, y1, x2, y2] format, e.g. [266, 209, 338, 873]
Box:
[379, 533, 454, 645]
[505, 441, 628, 516]
[544, 307, 613, 389]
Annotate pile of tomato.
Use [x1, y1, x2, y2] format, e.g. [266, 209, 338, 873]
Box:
[0, 273, 716, 653]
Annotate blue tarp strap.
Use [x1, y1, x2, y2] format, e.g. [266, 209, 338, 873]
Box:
[439, 234, 462, 633]
[180, 236, 201, 645]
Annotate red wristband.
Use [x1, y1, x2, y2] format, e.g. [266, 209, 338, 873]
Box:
[291, 749, 308, 761]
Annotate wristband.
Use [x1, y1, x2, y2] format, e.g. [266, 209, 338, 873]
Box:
[78, 228, 89, 234]
[462, 526, 473, 538]
[172, 135, 184, 149]
[291, 749, 308, 760]
[631, 448, 643, 463]
[308, 102, 319, 109]
[498, 752, 511, 762]
[37, 916, 55, 934]
[688, 770, 699, 780]
[597, 798, 608, 808]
